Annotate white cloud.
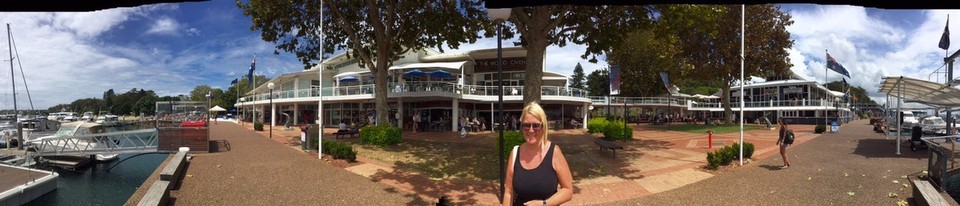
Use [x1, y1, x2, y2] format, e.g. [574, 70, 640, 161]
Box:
[146, 17, 180, 35]
[186, 27, 201, 36]
[785, 5, 960, 105]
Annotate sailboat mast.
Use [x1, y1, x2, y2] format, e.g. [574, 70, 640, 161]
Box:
[8, 23, 21, 149]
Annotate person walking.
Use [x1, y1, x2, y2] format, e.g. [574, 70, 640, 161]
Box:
[413, 112, 421, 133]
[776, 117, 793, 169]
[503, 102, 573, 206]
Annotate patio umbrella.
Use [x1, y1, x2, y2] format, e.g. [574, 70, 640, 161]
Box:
[338, 76, 358, 82]
[428, 70, 453, 79]
[403, 69, 426, 77]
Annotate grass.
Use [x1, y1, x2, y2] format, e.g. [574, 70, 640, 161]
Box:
[650, 124, 768, 134]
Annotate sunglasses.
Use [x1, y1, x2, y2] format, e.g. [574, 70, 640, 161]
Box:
[521, 123, 542, 130]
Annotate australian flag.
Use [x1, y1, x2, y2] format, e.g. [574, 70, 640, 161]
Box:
[230, 78, 238, 85]
[247, 57, 256, 86]
[940, 17, 950, 50]
[826, 53, 850, 78]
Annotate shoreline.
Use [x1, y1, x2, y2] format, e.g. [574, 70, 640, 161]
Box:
[123, 154, 174, 206]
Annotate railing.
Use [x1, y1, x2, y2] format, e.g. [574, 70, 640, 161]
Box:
[689, 99, 849, 109]
[589, 96, 686, 106]
[239, 82, 591, 103]
[32, 128, 159, 156]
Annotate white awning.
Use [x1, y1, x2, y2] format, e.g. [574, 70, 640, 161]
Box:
[880, 76, 960, 107]
[389, 61, 467, 71]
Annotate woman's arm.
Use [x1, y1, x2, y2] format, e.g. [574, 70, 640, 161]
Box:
[546, 145, 574, 205]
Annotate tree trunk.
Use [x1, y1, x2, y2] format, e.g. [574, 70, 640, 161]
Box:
[375, 53, 390, 127]
[722, 79, 733, 125]
[524, 39, 546, 104]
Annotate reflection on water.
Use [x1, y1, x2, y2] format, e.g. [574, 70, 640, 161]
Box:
[25, 153, 168, 206]
[945, 175, 960, 203]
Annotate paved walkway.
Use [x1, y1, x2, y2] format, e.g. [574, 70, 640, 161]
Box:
[167, 122, 430, 205]
[602, 119, 933, 205]
[251, 121, 822, 205]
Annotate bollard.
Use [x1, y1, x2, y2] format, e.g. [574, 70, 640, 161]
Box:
[707, 130, 713, 149]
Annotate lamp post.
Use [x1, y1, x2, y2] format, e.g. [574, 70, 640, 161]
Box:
[268, 82, 275, 139]
[486, 7, 510, 202]
[240, 97, 245, 126]
[205, 92, 212, 126]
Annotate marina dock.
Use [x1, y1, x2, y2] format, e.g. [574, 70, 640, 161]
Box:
[0, 164, 59, 205]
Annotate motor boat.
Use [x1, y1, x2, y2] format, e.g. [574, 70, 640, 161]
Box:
[95, 114, 120, 126]
[921, 116, 948, 135]
[28, 122, 122, 161]
[887, 111, 919, 131]
[80, 112, 94, 122]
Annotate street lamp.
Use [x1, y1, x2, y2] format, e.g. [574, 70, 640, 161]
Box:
[205, 92, 212, 125]
[486, 7, 510, 202]
[268, 82, 275, 139]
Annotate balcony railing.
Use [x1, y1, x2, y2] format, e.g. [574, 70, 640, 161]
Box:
[589, 96, 686, 106]
[689, 99, 849, 109]
[238, 82, 591, 103]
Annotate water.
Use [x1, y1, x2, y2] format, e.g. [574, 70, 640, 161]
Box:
[25, 153, 169, 206]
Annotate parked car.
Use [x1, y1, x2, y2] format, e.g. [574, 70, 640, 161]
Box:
[921, 116, 947, 135]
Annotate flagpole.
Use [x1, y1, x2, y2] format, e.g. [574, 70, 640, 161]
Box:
[739, 4, 745, 166]
[824, 50, 828, 127]
[318, 0, 324, 159]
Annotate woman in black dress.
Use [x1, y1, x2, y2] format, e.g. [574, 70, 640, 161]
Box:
[503, 102, 573, 206]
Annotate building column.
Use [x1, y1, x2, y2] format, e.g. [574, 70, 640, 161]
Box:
[398, 98, 404, 129]
[294, 103, 300, 125]
[452, 98, 459, 132]
[582, 102, 589, 129]
[271, 103, 276, 128]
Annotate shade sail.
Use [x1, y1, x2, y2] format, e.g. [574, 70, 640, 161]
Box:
[879, 76, 960, 107]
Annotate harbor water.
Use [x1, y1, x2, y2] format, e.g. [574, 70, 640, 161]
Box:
[25, 153, 169, 206]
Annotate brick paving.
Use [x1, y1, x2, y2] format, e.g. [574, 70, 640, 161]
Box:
[602, 119, 935, 205]
[249, 120, 823, 205]
[167, 122, 430, 206]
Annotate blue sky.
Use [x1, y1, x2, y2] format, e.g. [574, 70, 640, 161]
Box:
[0, 3, 958, 109]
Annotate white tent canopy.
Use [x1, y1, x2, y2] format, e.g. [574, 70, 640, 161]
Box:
[209, 105, 227, 112]
[388, 61, 467, 71]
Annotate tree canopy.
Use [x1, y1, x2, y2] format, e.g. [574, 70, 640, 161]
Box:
[568, 63, 586, 90]
[238, 0, 493, 126]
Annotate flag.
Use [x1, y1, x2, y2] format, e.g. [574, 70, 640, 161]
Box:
[940, 16, 950, 50]
[826, 53, 850, 78]
[247, 57, 256, 86]
[659, 72, 671, 92]
[609, 65, 621, 95]
[230, 78, 238, 85]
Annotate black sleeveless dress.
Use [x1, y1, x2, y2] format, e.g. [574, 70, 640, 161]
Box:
[512, 143, 558, 206]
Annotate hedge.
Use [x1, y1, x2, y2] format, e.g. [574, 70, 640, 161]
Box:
[497, 131, 525, 158]
[360, 125, 402, 146]
[814, 124, 826, 133]
[321, 140, 357, 162]
[706, 142, 755, 170]
[601, 120, 632, 141]
[587, 118, 608, 134]
[254, 122, 264, 131]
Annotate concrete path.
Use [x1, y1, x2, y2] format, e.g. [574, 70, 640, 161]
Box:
[602, 119, 930, 205]
[168, 122, 430, 206]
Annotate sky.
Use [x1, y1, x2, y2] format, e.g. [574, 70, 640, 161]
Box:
[0, 3, 958, 110]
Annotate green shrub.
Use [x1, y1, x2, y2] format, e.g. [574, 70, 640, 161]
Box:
[601, 120, 632, 141]
[360, 125, 402, 146]
[254, 122, 264, 131]
[587, 118, 608, 134]
[498, 131, 525, 157]
[320, 140, 357, 162]
[705, 142, 757, 170]
[814, 124, 826, 133]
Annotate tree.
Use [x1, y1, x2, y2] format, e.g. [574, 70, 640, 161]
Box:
[585, 68, 609, 97]
[608, 28, 685, 97]
[658, 5, 794, 124]
[103, 89, 115, 112]
[568, 63, 586, 90]
[238, 0, 493, 126]
[133, 95, 158, 116]
[501, 5, 652, 103]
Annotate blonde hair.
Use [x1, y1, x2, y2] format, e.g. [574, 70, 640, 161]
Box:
[521, 102, 549, 147]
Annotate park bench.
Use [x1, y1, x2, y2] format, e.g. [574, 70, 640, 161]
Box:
[595, 140, 624, 158]
[911, 179, 954, 206]
[333, 130, 359, 139]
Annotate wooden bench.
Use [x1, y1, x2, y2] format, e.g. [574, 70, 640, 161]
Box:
[595, 140, 624, 158]
[160, 151, 187, 182]
[137, 180, 171, 206]
[911, 179, 953, 206]
[333, 130, 359, 139]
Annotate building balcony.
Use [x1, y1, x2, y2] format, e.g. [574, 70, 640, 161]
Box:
[237, 82, 592, 105]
